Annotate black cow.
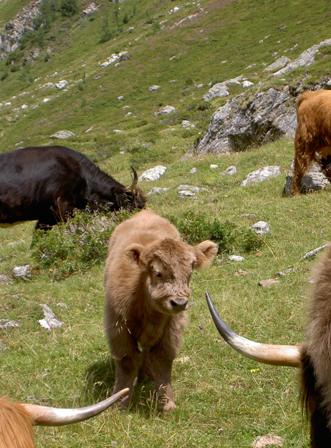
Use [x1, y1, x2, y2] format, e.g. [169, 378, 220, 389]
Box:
[0, 146, 146, 229]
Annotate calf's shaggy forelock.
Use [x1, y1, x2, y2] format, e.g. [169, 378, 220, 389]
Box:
[104, 209, 218, 410]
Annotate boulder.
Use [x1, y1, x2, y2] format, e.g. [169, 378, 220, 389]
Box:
[197, 87, 296, 154]
[282, 162, 330, 195]
[241, 166, 281, 186]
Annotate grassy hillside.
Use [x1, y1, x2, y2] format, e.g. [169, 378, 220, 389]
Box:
[1, 1, 331, 447]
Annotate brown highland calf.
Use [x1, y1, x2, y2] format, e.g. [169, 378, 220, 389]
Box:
[0, 389, 128, 448]
[292, 89, 331, 195]
[104, 209, 218, 411]
[206, 245, 331, 447]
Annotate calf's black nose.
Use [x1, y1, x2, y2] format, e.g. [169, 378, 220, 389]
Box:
[170, 298, 188, 311]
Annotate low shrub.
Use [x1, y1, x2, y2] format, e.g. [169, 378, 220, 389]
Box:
[167, 210, 264, 254]
[32, 209, 132, 279]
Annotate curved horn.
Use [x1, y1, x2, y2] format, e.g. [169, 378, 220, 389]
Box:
[205, 292, 301, 367]
[129, 167, 138, 191]
[22, 388, 129, 426]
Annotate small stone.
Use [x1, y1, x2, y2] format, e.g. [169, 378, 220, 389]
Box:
[182, 120, 195, 129]
[242, 80, 254, 88]
[241, 166, 281, 186]
[55, 80, 68, 90]
[252, 434, 284, 448]
[251, 221, 270, 235]
[258, 278, 279, 288]
[303, 244, 328, 259]
[51, 130, 75, 139]
[12, 265, 31, 279]
[0, 320, 20, 330]
[190, 167, 197, 174]
[38, 304, 63, 331]
[148, 85, 160, 92]
[228, 255, 245, 262]
[139, 166, 167, 181]
[210, 164, 218, 169]
[148, 187, 169, 195]
[222, 165, 237, 176]
[155, 105, 176, 116]
[276, 267, 295, 277]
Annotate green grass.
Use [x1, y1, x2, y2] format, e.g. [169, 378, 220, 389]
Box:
[1, 0, 331, 446]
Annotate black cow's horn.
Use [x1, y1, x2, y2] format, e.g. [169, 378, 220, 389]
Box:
[129, 167, 138, 191]
[205, 292, 301, 367]
[22, 388, 129, 426]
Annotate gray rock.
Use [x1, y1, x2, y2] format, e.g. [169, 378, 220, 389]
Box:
[38, 304, 63, 331]
[148, 85, 160, 92]
[228, 255, 245, 262]
[251, 221, 270, 235]
[197, 87, 296, 154]
[264, 56, 290, 73]
[222, 165, 237, 176]
[139, 165, 167, 181]
[177, 185, 206, 198]
[55, 80, 68, 90]
[190, 167, 197, 174]
[283, 162, 330, 195]
[303, 244, 328, 260]
[100, 51, 130, 68]
[155, 105, 176, 116]
[274, 39, 331, 77]
[82, 2, 99, 16]
[241, 166, 280, 186]
[0, 0, 42, 60]
[148, 187, 169, 195]
[0, 319, 20, 329]
[51, 130, 75, 139]
[182, 120, 195, 129]
[242, 80, 254, 88]
[12, 264, 31, 279]
[203, 83, 229, 101]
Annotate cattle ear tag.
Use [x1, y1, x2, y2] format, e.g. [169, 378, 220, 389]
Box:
[127, 243, 144, 264]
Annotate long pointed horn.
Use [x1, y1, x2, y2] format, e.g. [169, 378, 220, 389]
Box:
[22, 388, 129, 426]
[129, 167, 138, 191]
[205, 292, 301, 367]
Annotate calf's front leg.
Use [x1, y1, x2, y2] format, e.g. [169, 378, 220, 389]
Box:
[113, 353, 141, 409]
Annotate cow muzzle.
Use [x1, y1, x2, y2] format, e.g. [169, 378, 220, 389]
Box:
[170, 297, 188, 312]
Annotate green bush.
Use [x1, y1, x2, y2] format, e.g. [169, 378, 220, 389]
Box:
[60, 0, 79, 17]
[32, 210, 131, 279]
[167, 210, 264, 254]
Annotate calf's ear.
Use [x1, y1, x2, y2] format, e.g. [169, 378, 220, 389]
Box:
[126, 243, 145, 265]
[193, 240, 218, 269]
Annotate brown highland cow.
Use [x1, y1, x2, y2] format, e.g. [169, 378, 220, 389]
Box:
[104, 209, 218, 411]
[206, 245, 331, 447]
[292, 90, 331, 195]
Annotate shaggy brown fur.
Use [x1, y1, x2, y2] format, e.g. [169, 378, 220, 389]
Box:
[104, 209, 218, 411]
[292, 90, 331, 194]
[301, 245, 331, 447]
[0, 397, 34, 448]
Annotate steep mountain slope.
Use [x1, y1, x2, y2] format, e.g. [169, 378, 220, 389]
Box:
[1, 2, 331, 448]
